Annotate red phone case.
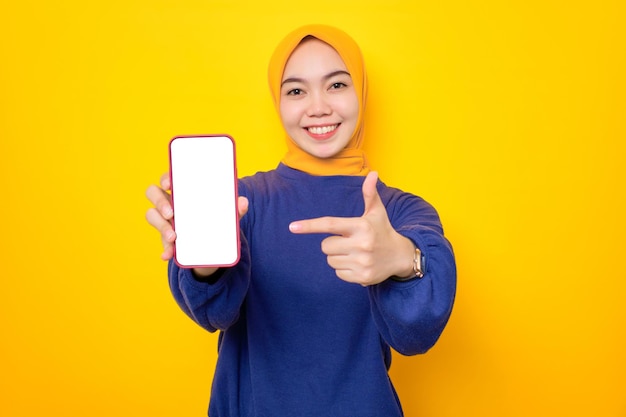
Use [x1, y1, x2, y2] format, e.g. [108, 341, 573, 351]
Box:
[168, 134, 240, 268]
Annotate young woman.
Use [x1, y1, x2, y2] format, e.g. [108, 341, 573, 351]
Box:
[146, 24, 456, 417]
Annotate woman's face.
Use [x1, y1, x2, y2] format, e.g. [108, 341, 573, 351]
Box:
[279, 38, 359, 159]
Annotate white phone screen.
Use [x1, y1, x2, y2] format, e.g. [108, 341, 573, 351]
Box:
[169, 135, 240, 267]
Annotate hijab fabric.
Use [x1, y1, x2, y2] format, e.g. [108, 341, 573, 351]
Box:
[268, 24, 370, 176]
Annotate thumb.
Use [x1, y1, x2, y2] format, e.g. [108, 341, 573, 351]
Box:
[362, 171, 383, 216]
[237, 196, 249, 219]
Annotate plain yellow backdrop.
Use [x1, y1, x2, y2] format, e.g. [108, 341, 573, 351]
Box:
[1, 0, 624, 416]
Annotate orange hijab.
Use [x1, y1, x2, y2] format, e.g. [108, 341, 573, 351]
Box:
[268, 24, 370, 176]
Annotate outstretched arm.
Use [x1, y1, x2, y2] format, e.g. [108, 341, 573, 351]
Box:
[146, 173, 252, 332]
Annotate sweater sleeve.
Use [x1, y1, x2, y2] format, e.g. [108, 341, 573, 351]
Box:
[368, 190, 457, 356]
[168, 231, 251, 332]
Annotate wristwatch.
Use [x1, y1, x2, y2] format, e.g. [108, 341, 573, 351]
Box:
[391, 246, 425, 282]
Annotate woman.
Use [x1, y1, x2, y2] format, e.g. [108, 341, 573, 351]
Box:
[146, 24, 456, 417]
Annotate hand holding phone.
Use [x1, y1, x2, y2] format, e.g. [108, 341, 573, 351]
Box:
[169, 135, 240, 268]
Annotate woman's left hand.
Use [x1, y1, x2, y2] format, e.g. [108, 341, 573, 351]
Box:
[289, 171, 415, 286]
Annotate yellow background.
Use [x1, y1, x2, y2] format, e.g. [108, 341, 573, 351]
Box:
[1, 1, 624, 416]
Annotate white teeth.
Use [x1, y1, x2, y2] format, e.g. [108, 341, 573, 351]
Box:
[308, 125, 337, 135]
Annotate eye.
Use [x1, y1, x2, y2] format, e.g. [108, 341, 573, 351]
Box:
[330, 82, 347, 90]
[286, 88, 303, 96]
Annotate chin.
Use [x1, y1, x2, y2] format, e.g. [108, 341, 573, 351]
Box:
[310, 144, 344, 159]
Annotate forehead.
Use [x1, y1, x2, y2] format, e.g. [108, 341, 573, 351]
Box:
[282, 38, 348, 78]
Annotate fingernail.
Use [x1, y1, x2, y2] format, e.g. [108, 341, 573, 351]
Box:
[164, 208, 173, 218]
[289, 222, 301, 232]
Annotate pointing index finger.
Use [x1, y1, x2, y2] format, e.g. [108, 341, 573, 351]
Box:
[289, 216, 358, 236]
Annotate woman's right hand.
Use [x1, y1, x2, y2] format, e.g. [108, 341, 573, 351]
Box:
[145, 173, 249, 277]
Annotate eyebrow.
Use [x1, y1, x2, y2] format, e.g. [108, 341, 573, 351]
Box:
[281, 70, 351, 87]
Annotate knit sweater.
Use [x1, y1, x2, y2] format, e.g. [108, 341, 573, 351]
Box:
[168, 163, 456, 417]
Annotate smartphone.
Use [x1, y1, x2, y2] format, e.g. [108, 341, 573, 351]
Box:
[169, 135, 240, 268]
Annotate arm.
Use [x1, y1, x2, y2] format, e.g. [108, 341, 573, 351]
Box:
[168, 232, 251, 332]
[146, 173, 252, 332]
[369, 193, 456, 355]
[288, 172, 456, 355]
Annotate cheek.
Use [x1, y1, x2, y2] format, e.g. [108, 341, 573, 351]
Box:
[349, 95, 360, 118]
[334, 95, 360, 120]
[279, 102, 300, 127]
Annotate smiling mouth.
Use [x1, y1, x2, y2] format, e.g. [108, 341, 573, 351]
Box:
[307, 124, 339, 135]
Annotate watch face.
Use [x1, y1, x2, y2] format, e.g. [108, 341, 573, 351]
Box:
[392, 247, 424, 281]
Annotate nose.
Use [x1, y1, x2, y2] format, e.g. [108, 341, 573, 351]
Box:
[306, 92, 332, 117]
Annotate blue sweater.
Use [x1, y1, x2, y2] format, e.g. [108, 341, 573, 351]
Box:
[168, 164, 456, 417]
